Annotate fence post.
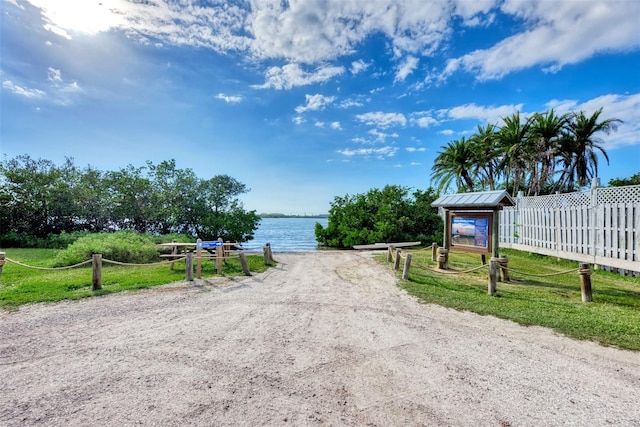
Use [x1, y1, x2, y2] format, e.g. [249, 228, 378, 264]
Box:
[216, 237, 224, 274]
[170, 239, 177, 270]
[431, 243, 437, 262]
[266, 242, 274, 263]
[394, 248, 402, 271]
[488, 258, 498, 296]
[92, 254, 102, 291]
[196, 238, 202, 279]
[387, 245, 395, 263]
[579, 263, 593, 302]
[238, 253, 251, 276]
[437, 248, 448, 269]
[0, 252, 6, 280]
[498, 254, 509, 282]
[402, 253, 412, 280]
[263, 245, 271, 265]
[185, 252, 193, 281]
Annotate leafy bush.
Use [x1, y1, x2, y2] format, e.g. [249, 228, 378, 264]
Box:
[315, 185, 443, 248]
[52, 232, 160, 266]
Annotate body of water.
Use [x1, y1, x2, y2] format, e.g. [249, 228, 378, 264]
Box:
[243, 217, 328, 252]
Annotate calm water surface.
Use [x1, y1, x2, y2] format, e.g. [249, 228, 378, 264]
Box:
[244, 217, 328, 252]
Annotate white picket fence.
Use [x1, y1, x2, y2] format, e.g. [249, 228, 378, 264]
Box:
[499, 183, 640, 276]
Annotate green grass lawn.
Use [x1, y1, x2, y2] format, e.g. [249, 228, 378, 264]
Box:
[0, 248, 271, 310]
[383, 248, 640, 351]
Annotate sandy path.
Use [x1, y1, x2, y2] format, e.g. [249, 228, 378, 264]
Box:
[1, 251, 639, 426]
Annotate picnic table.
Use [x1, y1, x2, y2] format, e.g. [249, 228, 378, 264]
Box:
[158, 241, 239, 259]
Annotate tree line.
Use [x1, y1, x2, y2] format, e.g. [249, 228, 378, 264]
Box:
[431, 108, 622, 196]
[0, 156, 260, 246]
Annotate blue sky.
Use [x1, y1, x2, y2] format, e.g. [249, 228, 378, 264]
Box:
[1, 0, 639, 215]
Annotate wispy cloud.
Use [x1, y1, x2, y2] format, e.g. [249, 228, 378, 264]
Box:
[254, 64, 344, 90]
[394, 56, 419, 82]
[2, 80, 46, 98]
[295, 94, 336, 113]
[356, 111, 407, 128]
[337, 146, 399, 159]
[216, 93, 242, 103]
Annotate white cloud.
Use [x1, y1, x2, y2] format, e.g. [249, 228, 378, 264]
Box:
[406, 147, 426, 152]
[439, 0, 640, 81]
[292, 116, 306, 125]
[337, 146, 399, 159]
[410, 162, 422, 166]
[339, 99, 364, 109]
[330, 121, 342, 130]
[295, 94, 336, 113]
[445, 102, 525, 123]
[394, 56, 419, 82]
[368, 129, 399, 143]
[315, 121, 325, 128]
[439, 129, 455, 135]
[356, 111, 407, 128]
[216, 93, 242, 103]
[254, 64, 344, 90]
[2, 80, 46, 98]
[351, 60, 370, 75]
[47, 67, 62, 82]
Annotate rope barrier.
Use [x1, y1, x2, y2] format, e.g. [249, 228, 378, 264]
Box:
[102, 257, 186, 267]
[504, 266, 580, 277]
[412, 260, 487, 275]
[5, 257, 92, 270]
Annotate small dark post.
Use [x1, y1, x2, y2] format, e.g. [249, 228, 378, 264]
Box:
[579, 263, 593, 302]
[170, 239, 177, 270]
[0, 252, 7, 280]
[263, 245, 271, 265]
[488, 258, 498, 296]
[402, 253, 412, 280]
[387, 245, 395, 263]
[238, 252, 251, 276]
[481, 254, 486, 265]
[394, 248, 402, 271]
[185, 252, 194, 281]
[92, 254, 102, 291]
[437, 248, 448, 270]
[431, 243, 438, 262]
[266, 242, 274, 263]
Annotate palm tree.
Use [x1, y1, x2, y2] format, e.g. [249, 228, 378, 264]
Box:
[497, 112, 533, 195]
[431, 137, 477, 194]
[557, 108, 621, 192]
[527, 109, 569, 195]
[469, 123, 501, 191]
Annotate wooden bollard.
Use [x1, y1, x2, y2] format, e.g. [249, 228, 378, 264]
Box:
[0, 252, 5, 280]
[238, 253, 251, 276]
[431, 243, 438, 262]
[185, 252, 194, 281]
[498, 255, 509, 282]
[437, 248, 448, 270]
[387, 245, 394, 263]
[170, 239, 177, 270]
[92, 254, 102, 291]
[263, 246, 271, 265]
[266, 242, 274, 263]
[196, 238, 203, 279]
[394, 248, 402, 271]
[488, 258, 498, 296]
[216, 237, 224, 274]
[579, 263, 593, 302]
[402, 253, 412, 280]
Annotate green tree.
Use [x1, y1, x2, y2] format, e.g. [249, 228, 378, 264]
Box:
[527, 109, 569, 195]
[315, 185, 442, 248]
[431, 137, 476, 193]
[497, 111, 533, 195]
[469, 123, 501, 191]
[609, 173, 640, 187]
[557, 108, 621, 191]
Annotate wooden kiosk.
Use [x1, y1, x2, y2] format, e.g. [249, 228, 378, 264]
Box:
[431, 190, 515, 271]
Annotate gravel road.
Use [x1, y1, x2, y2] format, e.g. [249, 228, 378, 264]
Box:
[1, 251, 639, 426]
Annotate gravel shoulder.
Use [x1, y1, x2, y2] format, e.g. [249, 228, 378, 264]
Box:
[1, 251, 639, 426]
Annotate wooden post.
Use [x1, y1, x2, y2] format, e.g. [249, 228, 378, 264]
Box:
[498, 254, 509, 282]
[238, 253, 251, 276]
[263, 245, 271, 265]
[402, 253, 412, 280]
[0, 252, 5, 280]
[216, 237, 223, 274]
[196, 238, 203, 279]
[488, 258, 498, 296]
[431, 243, 437, 262]
[481, 254, 486, 265]
[266, 242, 274, 263]
[387, 245, 394, 263]
[185, 252, 193, 281]
[394, 248, 402, 271]
[92, 254, 102, 291]
[170, 239, 177, 270]
[437, 248, 448, 270]
[580, 263, 593, 302]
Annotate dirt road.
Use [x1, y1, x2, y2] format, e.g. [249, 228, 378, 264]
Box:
[1, 251, 639, 426]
